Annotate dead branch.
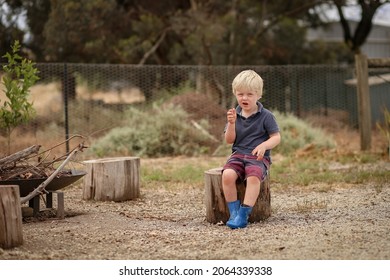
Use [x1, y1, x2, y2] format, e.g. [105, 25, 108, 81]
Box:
[0, 145, 41, 169]
[32, 134, 85, 162]
[0, 135, 87, 181]
[3, 163, 47, 181]
[138, 27, 170, 65]
[20, 143, 86, 204]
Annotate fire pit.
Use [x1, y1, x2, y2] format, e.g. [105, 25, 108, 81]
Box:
[0, 169, 86, 197]
[0, 143, 87, 218]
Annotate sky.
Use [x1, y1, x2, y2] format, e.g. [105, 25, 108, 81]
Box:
[372, 3, 390, 26]
[324, 3, 390, 26]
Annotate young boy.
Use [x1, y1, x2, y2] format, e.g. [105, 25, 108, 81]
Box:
[222, 69, 281, 229]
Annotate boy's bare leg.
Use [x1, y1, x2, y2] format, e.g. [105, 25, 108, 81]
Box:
[243, 176, 261, 207]
[222, 169, 239, 202]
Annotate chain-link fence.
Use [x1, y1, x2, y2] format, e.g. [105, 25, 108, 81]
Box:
[1, 63, 389, 155]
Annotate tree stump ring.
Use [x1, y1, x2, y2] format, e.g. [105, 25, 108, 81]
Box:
[204, 167, 271, 224]
[0, 185, 23, 249]
[82, 157, 140, 201]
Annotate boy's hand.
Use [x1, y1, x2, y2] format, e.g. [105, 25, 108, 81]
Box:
[227, 108, 237, 124]
[252, 144, 266, 160]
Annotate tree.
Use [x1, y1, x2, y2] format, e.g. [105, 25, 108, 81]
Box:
[1, 0, 325, 65]
[333, 0, 390, 53]
[0, 0, 25, 62]
[0, 40, 39, 154]
[43, 0, 132, 63]
[3, 0, 388, 65]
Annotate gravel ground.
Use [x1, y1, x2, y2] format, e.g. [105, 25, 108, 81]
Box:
[1, 159, 389, 260]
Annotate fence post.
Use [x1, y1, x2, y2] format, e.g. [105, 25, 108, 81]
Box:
[355, 54, 371, 151]
[63, 63, 70, 153]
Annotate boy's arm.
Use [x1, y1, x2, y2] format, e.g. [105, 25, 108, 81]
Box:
[225, 108, 237, 144]
[252, 132, 281, 160]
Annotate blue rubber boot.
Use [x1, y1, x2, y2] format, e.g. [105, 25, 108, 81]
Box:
[226, 200, 240, 228]
[227, 205, 253, 229]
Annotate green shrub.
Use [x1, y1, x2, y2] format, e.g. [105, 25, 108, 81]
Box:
[89, 104, 211, 157]
[1, 40, 39, 153]
[273, 111, 335, 155]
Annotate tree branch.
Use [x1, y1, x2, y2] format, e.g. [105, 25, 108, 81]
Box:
[255, 0, 325, 40]
[20, 143, 86, 204]
[0, 145, 41, 169]
[138, 27, 170, 65]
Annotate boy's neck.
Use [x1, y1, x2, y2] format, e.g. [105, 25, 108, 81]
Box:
[241, 105, 258, 118]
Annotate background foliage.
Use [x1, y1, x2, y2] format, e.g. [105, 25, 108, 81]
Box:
[1, 0, 389, 65]
[89, 104, 212, 157]
[0, 40, 39, 152]
[88, 99, 335, 158]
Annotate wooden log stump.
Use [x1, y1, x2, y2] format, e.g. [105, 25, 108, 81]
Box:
[204, 167, 271, 224]
[0, 185, 23, 249]
[82, 157, 140, 202]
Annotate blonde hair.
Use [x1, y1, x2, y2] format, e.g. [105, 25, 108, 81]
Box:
[232, 70, 263, 98]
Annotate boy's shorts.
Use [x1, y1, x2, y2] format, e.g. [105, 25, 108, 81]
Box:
[222, 153, 270, 182]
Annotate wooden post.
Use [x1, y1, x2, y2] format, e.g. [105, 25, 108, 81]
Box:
[0, 185, 23, 249]
[204, 167, 271, 224]
[355, 53, 372, 151]
[46, 191, 65, 219]
[82, 157, 140, 202]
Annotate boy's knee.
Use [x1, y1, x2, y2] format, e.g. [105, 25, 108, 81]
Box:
[222, 169, 238, 182]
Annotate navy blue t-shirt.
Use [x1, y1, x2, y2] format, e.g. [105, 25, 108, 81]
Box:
[225, 102, 280, 160]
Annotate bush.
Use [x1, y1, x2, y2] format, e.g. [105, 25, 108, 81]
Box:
[90, 107, 335, 158]
[272, 111, 335, 155]
[89, 104, 211, 157]
[1, 40, 39, 153]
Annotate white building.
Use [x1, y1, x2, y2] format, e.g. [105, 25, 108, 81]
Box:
[307, 20, 390, 58]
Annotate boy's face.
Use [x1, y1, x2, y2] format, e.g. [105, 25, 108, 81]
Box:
[235, 89, 259, 112]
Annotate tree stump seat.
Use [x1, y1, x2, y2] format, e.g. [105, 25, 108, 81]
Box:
[0, 185, 23, 249]
[204, 167, 271, 224]
[83, 157, 140, 202]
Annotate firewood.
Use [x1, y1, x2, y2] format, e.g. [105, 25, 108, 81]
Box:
[0, 145, 41, 169]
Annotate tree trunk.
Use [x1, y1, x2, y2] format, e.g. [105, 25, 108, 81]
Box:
[204, 167, 271, 224]
[0, 185, 23, 249]
[82, 157, 140, 201]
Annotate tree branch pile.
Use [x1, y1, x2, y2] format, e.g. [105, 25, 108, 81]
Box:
[0, 138, 87, 204]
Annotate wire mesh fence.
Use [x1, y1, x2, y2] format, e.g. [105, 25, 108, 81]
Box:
[1, 63, 389, 155]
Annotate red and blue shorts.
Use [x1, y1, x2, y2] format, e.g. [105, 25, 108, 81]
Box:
[222, 153, 270, 182]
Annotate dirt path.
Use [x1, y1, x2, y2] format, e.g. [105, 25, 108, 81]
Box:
[1, 164, 389, 260]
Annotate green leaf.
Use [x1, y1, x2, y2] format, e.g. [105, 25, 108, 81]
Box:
[0, 40, 40, 153]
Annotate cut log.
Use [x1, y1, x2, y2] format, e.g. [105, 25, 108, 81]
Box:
[0, 185, 23, 249]
[82, 157, 140, 201]
[0, 145, 41, 169]
[204, 167, 271, 224]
